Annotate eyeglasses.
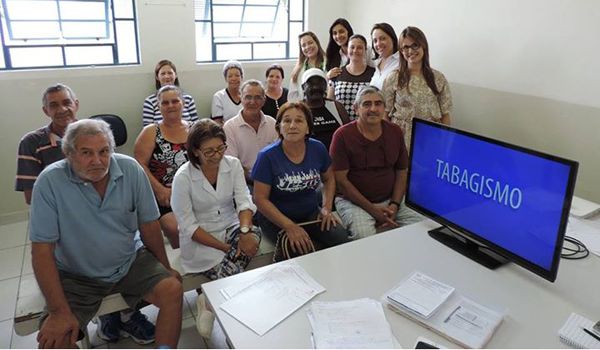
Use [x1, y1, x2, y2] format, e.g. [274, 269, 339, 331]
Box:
[200, 144, 227, 157]
[243, 95, 265, 102]
[400, 43, 421, 52]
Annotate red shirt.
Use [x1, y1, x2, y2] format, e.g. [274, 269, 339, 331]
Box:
[330, 120, 408, 203]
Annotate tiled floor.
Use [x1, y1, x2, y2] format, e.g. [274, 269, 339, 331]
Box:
[0, 219, 229, 349]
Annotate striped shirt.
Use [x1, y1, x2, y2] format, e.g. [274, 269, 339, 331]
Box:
[142, 92, 199, 126]
[15, 125, 65, 192]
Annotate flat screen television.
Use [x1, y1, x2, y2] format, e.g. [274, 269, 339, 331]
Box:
[406, 119, 578, 282]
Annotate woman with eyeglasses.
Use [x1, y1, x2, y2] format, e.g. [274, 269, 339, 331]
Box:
[382, 26, 452, 150]
[171, 119, 260, 338]
[288, 31, 326, 102]
[143, 59, 198, 126]
[369, 23, 400, 90]
[252, 102, 350, 261]
[134, 85, 192, 249]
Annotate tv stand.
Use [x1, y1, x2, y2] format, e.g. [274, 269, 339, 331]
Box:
[428, 226, 509, 269]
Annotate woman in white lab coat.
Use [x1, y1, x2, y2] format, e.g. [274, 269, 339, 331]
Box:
[171, 119, 260, 339]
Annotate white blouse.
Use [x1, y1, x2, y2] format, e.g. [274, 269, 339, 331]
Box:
[369, 51, 400, 90]
[211, 88, 243, 123]
[171, 155, 256, 273]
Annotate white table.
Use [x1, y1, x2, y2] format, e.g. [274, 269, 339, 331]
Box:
[202, 219, 600, 348]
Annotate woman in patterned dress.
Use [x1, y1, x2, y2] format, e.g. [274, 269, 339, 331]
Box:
[382, 26, 453, 151]
[134, 85, 192, 248]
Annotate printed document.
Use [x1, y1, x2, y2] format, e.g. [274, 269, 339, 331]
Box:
[566, 217, 600, 257]
[307, 298, 396, 349]
[387, 271, 455, 318]
[219, 262, 325, 336]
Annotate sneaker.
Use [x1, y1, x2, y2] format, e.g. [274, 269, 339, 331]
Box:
[96, 312, 121, 343]
[120, 310, 156, 345]
[196, 294, 215, 339]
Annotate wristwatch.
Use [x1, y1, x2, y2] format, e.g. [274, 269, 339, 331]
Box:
[240, 225, 252, 234]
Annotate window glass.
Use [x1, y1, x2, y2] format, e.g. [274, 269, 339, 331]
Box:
[115, 20, 137, 64]
[216, 43, 252, 61]
[0, 0, 139, 70]
[9, 47, 64, 68]
[254, 43, 286, 60]
[65, 46, 113, 65]
[195, 0, 305, 62]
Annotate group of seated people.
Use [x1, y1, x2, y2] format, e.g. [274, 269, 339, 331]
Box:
[14, 19, 453, 349]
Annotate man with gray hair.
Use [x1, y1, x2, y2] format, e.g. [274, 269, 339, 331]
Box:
[15, 83, 78, 204]
[329, 86, 421, 239]
[29, 119, 183, 348]
[224, 79, 278, 183]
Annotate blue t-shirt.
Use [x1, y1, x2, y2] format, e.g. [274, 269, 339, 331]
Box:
[29, 153, 160, 283]
[252, 138, 331, 221]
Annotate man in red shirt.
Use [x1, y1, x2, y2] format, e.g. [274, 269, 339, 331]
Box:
[329, 86, 422, 239]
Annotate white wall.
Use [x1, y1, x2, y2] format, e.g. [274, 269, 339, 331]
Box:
[0, 0, 346, 222]
[2, 0, 598, 221]
[346, 0, 600, 203]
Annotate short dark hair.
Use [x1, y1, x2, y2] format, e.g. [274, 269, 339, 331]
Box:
[265, 64, 285, 79]
[187, 119, 227, 169]
[42, 83, 77, 107]
[154, 59, 180, 90]
[223, 60, 244, 79]
[274, 102, 313, 140]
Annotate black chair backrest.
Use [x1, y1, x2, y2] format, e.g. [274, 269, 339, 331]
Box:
[89, 114, 127, 147]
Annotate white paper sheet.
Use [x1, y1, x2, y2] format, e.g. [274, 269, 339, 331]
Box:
[386, 271, 455, 318]
[219, 262, 325, 336]
[566, 217, 600, 257]
[307, 298, 396, 349]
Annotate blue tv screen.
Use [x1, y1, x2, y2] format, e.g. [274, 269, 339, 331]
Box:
[406, 119, 578, 282]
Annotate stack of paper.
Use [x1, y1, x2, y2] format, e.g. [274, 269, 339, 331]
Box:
[384, 272, 504, 348]
[570, 196, 600, 219]
[219, 262, 325, 336]
[386, 271, 455, 318]
[566, 217, 600, 257]
[558, 312, 600, 348]
[307, 298, 396, 349]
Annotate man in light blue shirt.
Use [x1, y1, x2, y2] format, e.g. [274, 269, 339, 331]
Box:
[29, 119, 182, 349]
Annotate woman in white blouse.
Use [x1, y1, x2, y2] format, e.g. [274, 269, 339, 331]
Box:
[211, 60, 244, 124]
[171, 119, 260, 339]
[369, 23, 400, 89]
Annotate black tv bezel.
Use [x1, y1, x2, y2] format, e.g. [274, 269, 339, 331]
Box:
[405, 118, 579, 282]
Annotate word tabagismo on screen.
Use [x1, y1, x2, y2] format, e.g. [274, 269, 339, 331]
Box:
[435, 159, 523, 209]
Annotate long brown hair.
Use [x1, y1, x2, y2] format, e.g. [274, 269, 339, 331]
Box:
[154, 59, 180, 90]
[397, 26, 440, 95]
[297, 31, 325, 69]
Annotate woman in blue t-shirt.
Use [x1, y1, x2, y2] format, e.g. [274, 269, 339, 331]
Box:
[252, 101, 349, 261]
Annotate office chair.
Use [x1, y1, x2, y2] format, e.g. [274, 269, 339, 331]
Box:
[89, 114, 128, 147]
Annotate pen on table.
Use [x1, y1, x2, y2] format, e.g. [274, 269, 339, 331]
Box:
[583, 327, 600, 342]
[443, 306, 461, 323]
